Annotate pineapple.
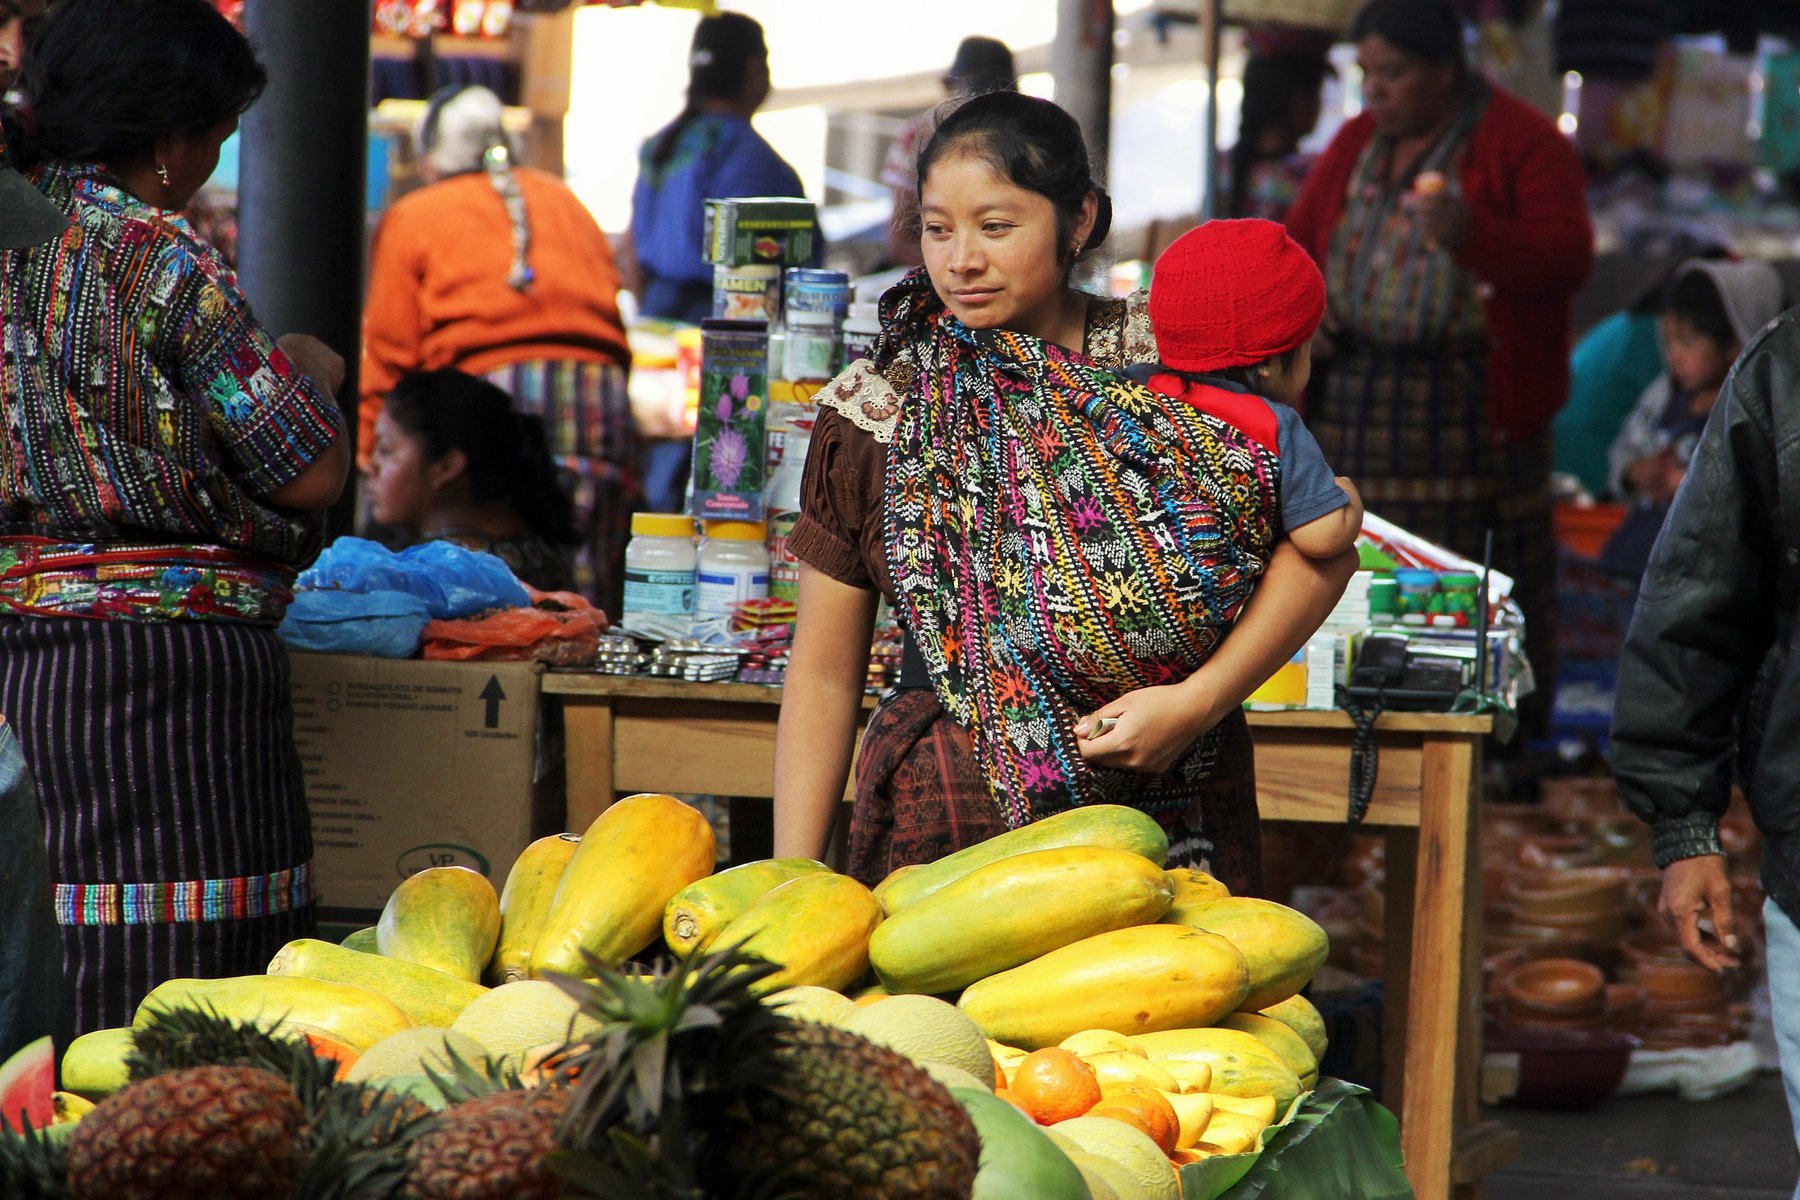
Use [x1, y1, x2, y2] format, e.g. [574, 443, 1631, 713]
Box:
[62, 1006, 429, 1200]
[727, 1020, 981, 1200]
[546, 946, 981, 1200]
[403, 1088, 572, 1200]
[0, 1119, 71, 1200]
[67, 1065, 307, 1200]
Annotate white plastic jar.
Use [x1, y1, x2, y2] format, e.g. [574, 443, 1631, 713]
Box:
[695, 521, 770, 623]
[621, 513, 696, 627]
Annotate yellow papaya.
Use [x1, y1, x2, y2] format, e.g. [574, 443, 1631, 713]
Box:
[870, 847, 1174, 994]
[487, 833, 582, 984]
[1258, 994, 1328, 1063]
[1165, 897, 1329, 1011]
[339, 926, 379, 954]
[1215, 1013, 1317, 1085]
[878, 805, 1168, 916]
[713, 873, 882, 995]
[1163, 868, 1231, 924]
[136, 976, 411, 1053]
[376, 865, 501, 983]
[1129, 1028, 1302, 1113]
[872, 862, 926, 913]
[958, 925, 1250, 1049]
[60, 1027, 133, 1101]
[663, 857, 831, 958]
[268, 938, 488, 1028]
[530, 794, 715, 979]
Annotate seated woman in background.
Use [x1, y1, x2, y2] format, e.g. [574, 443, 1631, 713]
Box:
[1601, 258, 1786, 578]
[365, 369, 580, 594]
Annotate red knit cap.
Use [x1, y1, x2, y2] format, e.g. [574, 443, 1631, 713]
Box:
[1149, 219, 1326, 373]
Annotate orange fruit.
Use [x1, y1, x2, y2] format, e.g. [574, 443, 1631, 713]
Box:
[993, 1056, 1006, 1090]
[301, 1032, 361, 1080]
[1087, 1088, 1180, 1155]
[1011, 1047, 1102, 1125]
[994, 1086, 1032, 1117]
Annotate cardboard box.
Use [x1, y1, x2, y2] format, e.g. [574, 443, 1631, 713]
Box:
[290, 653, 559, 921]
[703, 197, 817, 267]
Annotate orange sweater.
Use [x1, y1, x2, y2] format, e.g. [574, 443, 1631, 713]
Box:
[359, 167, 631, 459]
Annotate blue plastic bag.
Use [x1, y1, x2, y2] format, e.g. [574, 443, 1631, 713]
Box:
[277, 588, 432, 658]
[297, 537, 529, 619]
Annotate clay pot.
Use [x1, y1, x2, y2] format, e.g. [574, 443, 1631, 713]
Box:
[1538, 777, 1627, 824]
[1504, 958, 1606, 1015]
[1633, 959, 1727, 1009]
[1603, 983, 1646, 1033]
[1483, 1024, 1638, 1109]
[1518, 834, 1602, 871]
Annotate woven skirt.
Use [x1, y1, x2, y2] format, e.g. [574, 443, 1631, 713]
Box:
[848, 688, 1263, 896]
[483, 358, 642, 618]
[0, 617, 316, 1043]
[1311, 344, 1559, 717]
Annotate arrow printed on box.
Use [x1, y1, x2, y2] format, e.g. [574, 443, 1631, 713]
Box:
[479, 675, 506, 729]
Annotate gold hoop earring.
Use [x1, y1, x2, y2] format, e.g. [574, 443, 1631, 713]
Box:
[156, 164, 170, 187]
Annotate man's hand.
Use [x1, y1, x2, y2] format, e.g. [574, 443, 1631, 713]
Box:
[1658, 854, 1741, 975]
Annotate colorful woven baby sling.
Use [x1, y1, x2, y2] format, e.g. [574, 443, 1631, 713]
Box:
[879, 275, 1285, 829]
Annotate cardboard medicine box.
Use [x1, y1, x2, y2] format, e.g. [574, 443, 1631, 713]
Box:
[289, 652, 558, 920]
[704, 196, 817, 267]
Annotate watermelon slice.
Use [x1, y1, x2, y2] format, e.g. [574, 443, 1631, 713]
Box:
[0, 1035, 56, 1133]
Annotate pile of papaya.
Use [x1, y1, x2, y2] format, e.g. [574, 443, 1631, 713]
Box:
[57, 794, 1335, 1198]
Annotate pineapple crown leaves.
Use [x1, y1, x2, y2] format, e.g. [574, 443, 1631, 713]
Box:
[418, 1043, 527, 1105]
[0, 1120, 71, 1200]
[540, 947, 796, 1200]
[128, 1002, 341, 1105]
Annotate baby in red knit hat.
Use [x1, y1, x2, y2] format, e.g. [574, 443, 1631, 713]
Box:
[1127, 218, 1363, 559]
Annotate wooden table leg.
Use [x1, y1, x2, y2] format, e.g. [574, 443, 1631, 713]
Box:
[1382, 824, 1418, 1119]
[560, 696, 616, 832]
[1400, 733, 1480, 1200]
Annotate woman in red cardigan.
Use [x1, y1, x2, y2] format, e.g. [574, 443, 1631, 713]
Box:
[1286, 0, 1592, 720]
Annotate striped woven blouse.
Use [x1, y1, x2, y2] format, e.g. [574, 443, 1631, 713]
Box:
[0, 161, 343, 623]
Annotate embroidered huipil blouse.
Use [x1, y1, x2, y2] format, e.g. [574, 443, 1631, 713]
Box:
[0, 162, 344, 623]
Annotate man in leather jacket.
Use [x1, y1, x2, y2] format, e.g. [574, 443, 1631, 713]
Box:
[1612, 305, 1800, 1180]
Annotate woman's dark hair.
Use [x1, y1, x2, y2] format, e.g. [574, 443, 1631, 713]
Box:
[915, 90, 1112, 268]
[1349, 0, 1467, 74]
[1661, 267, 1736, 347]
[1228, 51, 1330, 219]
[10, 0, 264, 168]
[386, 369, 579, 548]
[647, 12, 766, 172]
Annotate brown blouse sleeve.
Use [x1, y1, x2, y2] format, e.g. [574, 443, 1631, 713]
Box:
[788, 405, 880, 591]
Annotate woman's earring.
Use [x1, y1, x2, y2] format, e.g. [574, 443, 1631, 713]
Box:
[156, 164, 170, 187]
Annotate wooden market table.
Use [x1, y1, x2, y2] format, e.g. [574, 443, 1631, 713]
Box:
[542, 672, 1514, 1198]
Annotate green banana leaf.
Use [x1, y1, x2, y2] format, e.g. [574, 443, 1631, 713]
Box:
[1178, 1079, 1412, 1200]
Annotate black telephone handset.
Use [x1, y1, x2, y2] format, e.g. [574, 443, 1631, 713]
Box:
[1348, 633, 1408, 691]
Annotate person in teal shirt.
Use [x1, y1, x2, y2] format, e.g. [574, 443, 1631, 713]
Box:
[1554, 245, 1726, 497]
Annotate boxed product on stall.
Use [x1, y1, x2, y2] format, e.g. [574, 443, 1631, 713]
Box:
[693, 318, 769, 521]
[703, 197, 817, 268]
[289, 652, 559, 921]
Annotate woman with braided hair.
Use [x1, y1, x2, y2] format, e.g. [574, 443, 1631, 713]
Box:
[772, 91, 1358, 894]
[360, 84, 638, 614]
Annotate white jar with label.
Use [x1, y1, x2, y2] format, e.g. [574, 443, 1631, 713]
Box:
[696, 521, 770, 623]
[621, 513, 696, 627]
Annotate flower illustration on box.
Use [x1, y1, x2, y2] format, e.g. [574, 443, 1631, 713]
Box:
[694, 325, 769, 520]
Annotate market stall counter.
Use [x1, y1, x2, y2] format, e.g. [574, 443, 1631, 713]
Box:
[542, 671, 1516, 1199]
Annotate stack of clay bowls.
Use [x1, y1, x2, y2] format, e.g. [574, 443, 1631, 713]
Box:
[1499, 958, 1607, 1032]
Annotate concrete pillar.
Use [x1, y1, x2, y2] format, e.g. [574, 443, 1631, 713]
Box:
[1052, 0, 1115, 183]
[237, 0, 372, 532]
